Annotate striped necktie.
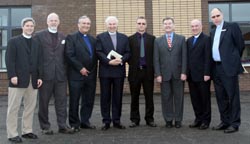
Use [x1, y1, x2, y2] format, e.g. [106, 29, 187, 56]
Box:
[167, 35, 172, 48]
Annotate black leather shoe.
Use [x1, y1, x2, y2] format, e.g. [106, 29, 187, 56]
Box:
[199, 123, 209, 130]
[113, 123, 126, 129]
[175, 121, 182, 128]
[22, 133, 38, 139]
[42, 129, 53, 135]
[224, 126, 238, 133]
[8, 136, 22, 143]
[101, 123, 110, 131]
[212, 123, 229, 130]
[81, 123, 96, 129]
[71, 127, 80, 132]
[146, 121, 157, 127]
[166, 121, 173, 128]
[58, 127, 74, 134]
[129, 122, 139, 128]
[189, 121, 201, 128]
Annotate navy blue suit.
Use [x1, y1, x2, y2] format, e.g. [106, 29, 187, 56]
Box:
[96, 31, 130, 124]
[210, 21, 245, 128]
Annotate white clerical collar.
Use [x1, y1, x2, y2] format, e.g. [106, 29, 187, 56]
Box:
[48, 27, 58, 33]
[108, 32, 116, 35]
[22, 33, 32, 39]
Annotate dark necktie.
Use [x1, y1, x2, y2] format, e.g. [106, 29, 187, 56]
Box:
[140, 35, 145, 57]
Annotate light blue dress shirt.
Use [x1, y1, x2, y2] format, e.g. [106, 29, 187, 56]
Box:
[165, 32, 174, 43]
[212, 21, 224, 61]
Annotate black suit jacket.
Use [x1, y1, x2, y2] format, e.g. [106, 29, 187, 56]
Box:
[187, 32, 212, 82]
[210, 21, 245, 76]
[5, 35, 43, 88]
[96, 31, 130, 78]
[65, 31, 97, 80]
[34, 29, 67, 81]
[128, 32, 155, 81]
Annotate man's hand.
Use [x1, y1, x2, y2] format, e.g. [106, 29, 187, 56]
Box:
[80, 67, 90, 76]
[180, 74, 187, 81]
[156, 76, 162, 83]
[108, 58, 122, 66]
[37, 79, 43, 88]
[204, 75, 210, 81]
[11, 77, 18, 85]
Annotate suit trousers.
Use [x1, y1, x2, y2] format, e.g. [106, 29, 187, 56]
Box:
[188, 80, 211, 125]
[161, 79, 184, 122]
[68, 80, 96, 127]
[6, 80, 37, 138]
[100, 77, 124, 124]
[129, 69, 154, 124]
[213, 64, 241, 128]
[38, 80, 68, 130]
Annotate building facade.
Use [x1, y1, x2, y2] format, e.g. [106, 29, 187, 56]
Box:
[0, 0, 249, 95]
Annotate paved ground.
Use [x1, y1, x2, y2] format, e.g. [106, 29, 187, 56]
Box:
[0, 92, 250, 144]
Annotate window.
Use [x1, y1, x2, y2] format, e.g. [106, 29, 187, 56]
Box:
[0, 7, 31, 71]
[208, 3, 250, 65]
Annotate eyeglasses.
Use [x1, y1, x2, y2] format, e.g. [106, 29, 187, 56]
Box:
[137, 23, 146, 25]
[211, 15, 220, 19]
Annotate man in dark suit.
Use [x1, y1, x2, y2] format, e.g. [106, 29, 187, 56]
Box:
[5, 17, 43, 143]
[210, 8, 245, 133]
[65, 16, 97, 132]
[96, 16, 130, 130]
[34, 13, 73, 135]
[187, 19, 211, 130]
[128, 16, 156, 128]
[154, 17, 187, 128]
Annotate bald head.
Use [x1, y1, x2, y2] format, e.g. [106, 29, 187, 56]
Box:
[210, 8, 224, 26]
[190, 19, 202, 36]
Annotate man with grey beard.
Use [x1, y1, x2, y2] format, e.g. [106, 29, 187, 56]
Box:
[34, 13, 73, 135]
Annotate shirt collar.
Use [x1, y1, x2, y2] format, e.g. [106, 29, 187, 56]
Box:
[22, 33, 32, 39]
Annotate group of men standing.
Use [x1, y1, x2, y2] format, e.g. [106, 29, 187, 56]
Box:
[5, 7, 244, 143]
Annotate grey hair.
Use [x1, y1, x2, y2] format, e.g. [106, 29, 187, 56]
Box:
[47, 12, 59, 21]
[78, 15, 91, 23]
[21, 17, 35, 27]
[105, 16, 118, 25]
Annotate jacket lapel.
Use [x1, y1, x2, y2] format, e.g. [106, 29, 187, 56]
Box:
[77, 33, 91, 56]
[219, 22, 228, 46]
[20, 36, 31, 54]
[104, 32, 115, 51]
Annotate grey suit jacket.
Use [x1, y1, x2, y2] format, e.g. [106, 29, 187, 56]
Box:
[34, 29, 67, 81]
[154, 33, 187, 81]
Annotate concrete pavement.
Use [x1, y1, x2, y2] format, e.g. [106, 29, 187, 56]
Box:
[0, 92, 250, 144]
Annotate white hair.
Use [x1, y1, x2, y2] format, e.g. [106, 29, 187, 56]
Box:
[105, 16, 118, 25]
[47, 12, 59, 21]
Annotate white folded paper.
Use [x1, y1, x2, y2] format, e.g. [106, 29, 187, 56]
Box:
[107, 50, 123, 59]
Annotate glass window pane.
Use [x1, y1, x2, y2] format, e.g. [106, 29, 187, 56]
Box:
[0, 49, 6, 69]
[232, 3, 250, 21]
[12, 28, 22, 37]
[0, 29, 8, 47]
[208, 4, 229, 22]
[0, 9, 8, 26]
[241, 24, 250, 64]
[11, 8, 31, 26]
